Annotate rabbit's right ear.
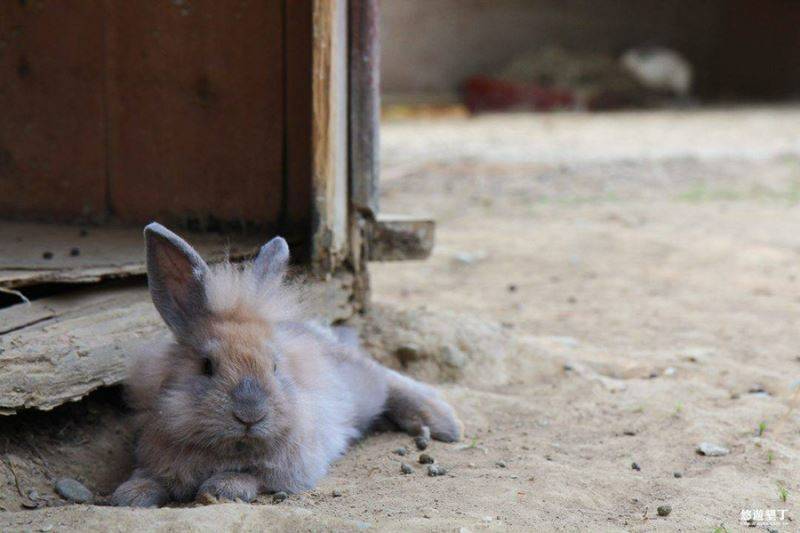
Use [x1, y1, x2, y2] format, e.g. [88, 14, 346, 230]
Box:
[144, 223, 210, 338]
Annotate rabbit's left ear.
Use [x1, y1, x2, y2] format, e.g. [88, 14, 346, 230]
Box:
[144, 222, 210, 338]
[254, 236, 289, 280]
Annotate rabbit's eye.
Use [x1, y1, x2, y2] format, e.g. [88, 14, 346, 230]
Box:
[201, 357, 214, 377]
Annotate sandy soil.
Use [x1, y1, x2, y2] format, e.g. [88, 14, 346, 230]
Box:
[3, 107, 800, 531]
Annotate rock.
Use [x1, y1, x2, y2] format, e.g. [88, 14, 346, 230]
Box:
[696, 442, 729, 457]
[54, 478, 93, 504]
[427, 464, 447, 477]
[69, 247, 81, 257]
[331, 490, 342, 498]
[631, 462, 641, 471]
[393, 447, 408, 456]
[272, 491, 288, 503]
[400, 462, 414, 475]
[418, 453, 434, 464]
[496, 460, 507, 468]
[657, 505, 672, 517]
[673, 472, 682, 478]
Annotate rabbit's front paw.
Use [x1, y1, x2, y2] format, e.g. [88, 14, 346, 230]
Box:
[111, 475, 168, 507]
[196, 472, 259, 503]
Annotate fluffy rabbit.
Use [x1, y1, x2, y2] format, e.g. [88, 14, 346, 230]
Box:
[111, 223, 462, 507]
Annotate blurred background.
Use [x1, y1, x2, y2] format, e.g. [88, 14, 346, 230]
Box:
[380, 0, 800, 113]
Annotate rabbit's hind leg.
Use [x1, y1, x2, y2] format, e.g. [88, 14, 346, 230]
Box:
[383, 369, 463, 442]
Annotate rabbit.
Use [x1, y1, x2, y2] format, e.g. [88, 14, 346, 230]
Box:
[111, 223, 462, 507]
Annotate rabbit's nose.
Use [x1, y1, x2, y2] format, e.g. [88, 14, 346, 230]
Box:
[231, 377, 268, 426]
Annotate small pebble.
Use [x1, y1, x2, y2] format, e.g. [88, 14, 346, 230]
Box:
[400, 463, 414, 475]
[393, 447, 408, 456]
[696, 442, 730, 457]
[427, 464, 446, 477]
[507, 284, 518, 293]
[673, 472, 682, 478]
[55, 478, 93, 504]
[272, 491, 288, 503]
[418, 453, 434, 464]
[623, 430, 636, 436]
[69, 247, 80, 257]
[79, 228, 89, 237]
[331, 490, 342, 498]
[657, 505, 672, 517]
[496, 460, 507, 468]
[415, 427, 431, 451]
[42, 251, 53, 260]
[631, 462, 641, 471]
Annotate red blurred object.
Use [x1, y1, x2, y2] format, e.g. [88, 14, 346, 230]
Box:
[463, 75, 575, 113]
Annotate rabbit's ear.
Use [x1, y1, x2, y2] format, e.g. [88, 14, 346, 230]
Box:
[144, 223, 210, 337]
[253, 236, 289, 280]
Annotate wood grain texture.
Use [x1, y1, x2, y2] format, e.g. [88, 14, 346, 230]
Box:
[311, 0, 349, 273]
[0, 222, 263, 289]
[0, 285, 164, 414]
[0, 272, 357, 414]
[366, 214, 435, 261]
[106, 0, 285, 228]
[283, 0, 314, 252]
[349, 0, 380, 217]
[0, 1, 107, 222]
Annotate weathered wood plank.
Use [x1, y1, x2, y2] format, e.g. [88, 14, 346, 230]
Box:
[0, 222, 263, 289]
[367, 214, 435, 261]
[0, 0, 107, 223]
[106, 0, 285, 228]
[0, 272, 357, 414]
[349, 0, 380, 217]
[283, 0, 314, 251]
[0, 285, 164, 414]
[311, 0, 349, 273]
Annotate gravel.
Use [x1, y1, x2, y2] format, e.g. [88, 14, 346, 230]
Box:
[427, 464, 447, 477]
[418, 453, 434, 464]
[393, 447, 408, 456]
[657, 505, 672, 517]
[272, 491, 288, 503]
[400, 463, 414, 475]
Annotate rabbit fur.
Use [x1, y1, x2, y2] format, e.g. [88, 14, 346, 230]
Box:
[111, 223, 462, 506]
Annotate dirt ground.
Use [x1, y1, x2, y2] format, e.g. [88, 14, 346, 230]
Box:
[3, 106, 800, 531]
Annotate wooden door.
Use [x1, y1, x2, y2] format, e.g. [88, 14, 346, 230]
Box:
[0, 1, 297, 232]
